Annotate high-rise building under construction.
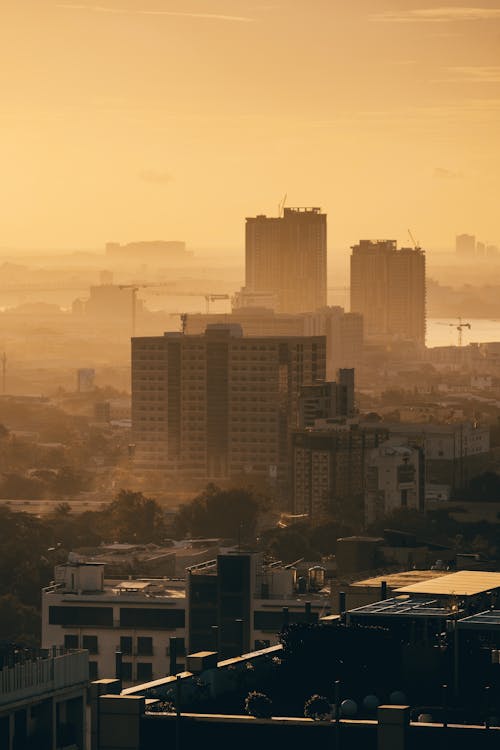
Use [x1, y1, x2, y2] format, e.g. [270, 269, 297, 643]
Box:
[245, 207, 327, 314]
[350, 240, 425, 346]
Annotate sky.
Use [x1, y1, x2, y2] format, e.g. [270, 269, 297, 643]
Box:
[1, 0, 500, 253]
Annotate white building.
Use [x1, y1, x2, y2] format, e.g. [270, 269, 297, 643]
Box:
[42, 554, 332, 686]
[42, 562, 186, 686]
[365, 440, 424, 525]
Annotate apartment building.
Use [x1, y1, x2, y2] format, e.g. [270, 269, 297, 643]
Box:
[365, 440, 425, 525]
[245, 207, 327, 314]
[42, 562, 186, 686]
[292, 421, 388, 520]
[350, 240, 425, 345]
[184, 306, 363, 381]
[132, 325, 326, 483]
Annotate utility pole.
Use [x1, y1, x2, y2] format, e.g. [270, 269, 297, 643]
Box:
[1, 352, 6, 395]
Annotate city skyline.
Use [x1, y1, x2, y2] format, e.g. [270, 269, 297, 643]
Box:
[2, 0, 500, 250]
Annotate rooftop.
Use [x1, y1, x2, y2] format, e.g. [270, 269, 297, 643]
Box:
[457, 610, 500, 631]
[351, 570, 450, 590]
[348, 595, 464, 619]
[394, 570, 500, 597]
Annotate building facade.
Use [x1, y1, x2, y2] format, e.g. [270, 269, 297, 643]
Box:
[132, 325, 326, 483]
[298, 369, 355, 428]
[365, 440, 425, 525]
[350, 240, 425, 345]
[245, 207, 327, 314]
[184, 306, 363, 382]
[0, 648, 88, 750]
[292, 422, 388, 520]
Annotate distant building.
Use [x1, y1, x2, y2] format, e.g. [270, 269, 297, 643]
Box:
[456, 234, 476, 256]
[245, 207, 327, 313]
[298, 368, 355, 428]
[292, 421, 388, 520]
[185, 306, 363, 381]
[350, 240, 425, 346]
[0, 647, 88, 749]
[105, 241, 191, 262]
[365, 439, 425, 525]
[362, 420, 490, 490]
[132, 325, 326, 484]
[77, 368, 95, 393]
[84, 285, 143, 321]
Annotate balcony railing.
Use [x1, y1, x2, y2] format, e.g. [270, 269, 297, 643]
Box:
[0, 649, 89, 706]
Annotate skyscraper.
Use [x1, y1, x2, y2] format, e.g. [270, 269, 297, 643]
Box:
[245, 207, 327, 314]
[350, 240, 425, 345]
[455, 234, 476, 256]
[132, 325, 326, 484]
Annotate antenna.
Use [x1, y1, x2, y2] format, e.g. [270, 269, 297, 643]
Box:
[279, 193, 287, 217]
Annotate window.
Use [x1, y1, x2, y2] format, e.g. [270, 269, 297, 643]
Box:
[121, 662, 132, 682]
[136, 662, 153, 682]
[120, 636, 132, 655]
[49, 606, 113, 628]
[89, 661, 98, 680]
[119, 608, 185, 629]
[82, 635, 98, 654]
[137, 637, 153, 656]
[64, 634, 78, 650]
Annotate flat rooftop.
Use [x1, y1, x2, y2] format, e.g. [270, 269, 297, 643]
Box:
[348, 596, 465, 619]
[352, 570, 448, 590]
[395, 570, 500, 597]
[457, 610, 500, 631]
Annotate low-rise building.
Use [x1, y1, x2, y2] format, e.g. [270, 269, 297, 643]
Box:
[0, 647, 88, 750]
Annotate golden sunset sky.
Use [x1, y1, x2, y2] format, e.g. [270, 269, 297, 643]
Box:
[1, 1, 499, 251]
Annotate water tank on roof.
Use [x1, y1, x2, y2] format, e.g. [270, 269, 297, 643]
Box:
[308, 565, 326, 591]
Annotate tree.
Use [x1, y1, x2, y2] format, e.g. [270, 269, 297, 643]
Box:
[304, 694, 332, 721]
[174, 484, 266, 542]
[100, 489, 166, 543]
[0, 594, 40, 647]
[244, 691, 273, 719]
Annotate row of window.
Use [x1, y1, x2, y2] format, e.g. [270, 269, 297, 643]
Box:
[66, 633, 186, 659]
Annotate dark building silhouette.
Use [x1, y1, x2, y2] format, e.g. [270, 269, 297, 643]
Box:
[245, 207, 327, 313]
[350, 240, 425, 345]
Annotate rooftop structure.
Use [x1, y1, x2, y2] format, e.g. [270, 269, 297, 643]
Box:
[394, 570, 500, 597]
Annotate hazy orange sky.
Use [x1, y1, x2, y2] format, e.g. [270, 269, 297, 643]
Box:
[1, 0, 499, 252]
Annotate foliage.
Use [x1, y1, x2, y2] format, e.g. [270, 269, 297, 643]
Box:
[174, 484, 266, 541]
[100, 490, 166, 543]
[0, 595, 40, 647]
[304, 694, 332, 721]
[244, 690, 273, 719]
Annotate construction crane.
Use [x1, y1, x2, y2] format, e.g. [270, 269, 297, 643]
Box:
[436, 317, 472, 347]
[408, 228, 420, 249]
[119, 283, 231, 336]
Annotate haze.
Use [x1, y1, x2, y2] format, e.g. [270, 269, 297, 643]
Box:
[2, 0, 500, 252]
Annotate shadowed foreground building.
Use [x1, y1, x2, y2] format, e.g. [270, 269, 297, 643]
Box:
[132, 325, 326, 484]
[0, 648, 88, 750]
[89, 570, 500, 750]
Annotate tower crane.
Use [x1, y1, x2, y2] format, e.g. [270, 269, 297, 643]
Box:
[118, 283, 231, 336]
[436, 317, 472, 347]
